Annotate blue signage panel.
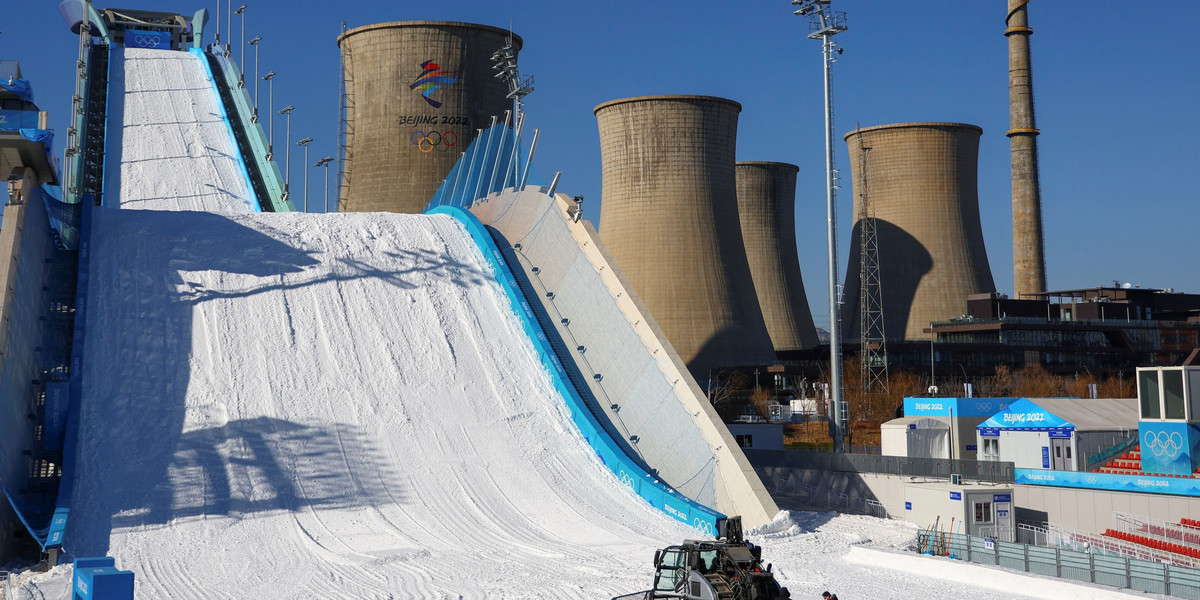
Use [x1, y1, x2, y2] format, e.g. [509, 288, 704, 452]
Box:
[126, 29, 171, 50]
[950, 491, 962, 501]
[1139, 421, 1200, 476]
[905, 501, 912, 510]
[904, 397, 1011, 418]
[0, 109, 41, 131]
[1042, 447, 1050, 468]
[1015, 469, 1200, 497]
[966, 444, 978, 451]
[993, 494, 1012, 503]
[976, 398, 1075, 435]
[43, 380, 70, 451]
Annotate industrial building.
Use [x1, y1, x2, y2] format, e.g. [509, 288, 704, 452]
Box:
[337, 21, 519, 214]
[840, 122, 997, 342]
[736, 161, 819, 354]
[926, 286, 1200, 376]
[594, 95, 776, 382]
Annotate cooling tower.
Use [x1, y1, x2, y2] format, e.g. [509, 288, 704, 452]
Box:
[337, 22, 519, 213]
[595, 95, 776, 381]
[1007, 0, 1047, 297]
[735, 162, 819, 352]
[842, 122, 996, 341]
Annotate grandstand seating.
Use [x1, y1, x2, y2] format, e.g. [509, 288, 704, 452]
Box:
[1092, 444, 1200, 478]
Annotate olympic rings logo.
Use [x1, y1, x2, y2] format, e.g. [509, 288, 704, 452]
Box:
[134, 34, 162, 48]
[410, 130, 457, 153]
[693, 518, 715, 536]
[618, 471, 636, 490]
[1143, 430, 1185, 458]
[1085, 475, 1098, 484]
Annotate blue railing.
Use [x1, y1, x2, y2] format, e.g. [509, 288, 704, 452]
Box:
[424, 122, 531, 212]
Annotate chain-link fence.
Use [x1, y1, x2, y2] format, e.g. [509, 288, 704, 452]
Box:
[917, 528, 1200, 598]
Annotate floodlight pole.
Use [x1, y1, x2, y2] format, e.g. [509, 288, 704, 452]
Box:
[280, 105, 294, 202]
[248, 36, 261, 119]
[315, 156, 333, 212]
[794, 0, 849, 453]
[297, 137, 313, 212]
[234, 5, 246, 85]
[225, 0, 232, 57]
[263, 71, 275, 158]
[214, 0, 222, 44]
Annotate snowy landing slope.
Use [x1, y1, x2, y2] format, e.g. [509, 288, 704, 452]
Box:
[105, 47, 257, 212]
[67, 209, 695, 599]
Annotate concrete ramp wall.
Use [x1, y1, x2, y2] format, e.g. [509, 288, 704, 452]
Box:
[470, 188, 778, 527]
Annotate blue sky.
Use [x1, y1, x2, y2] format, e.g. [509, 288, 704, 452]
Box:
[5, 0, 1199, 327]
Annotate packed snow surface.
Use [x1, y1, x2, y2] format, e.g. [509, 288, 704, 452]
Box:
[108, 47, 256, 212]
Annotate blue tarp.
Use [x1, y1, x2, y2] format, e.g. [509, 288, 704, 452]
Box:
[1, 485, 55, 548]
[1, 78, 33, 102]
[20, 127, 53, 149]
[977, 398, 1075, 437]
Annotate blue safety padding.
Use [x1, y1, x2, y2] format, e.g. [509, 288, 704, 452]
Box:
[73, 557, 135, 600]
[188, 47, 261, 212]
[429, 206, 723, 536]
[1015, 468, 1200, 497]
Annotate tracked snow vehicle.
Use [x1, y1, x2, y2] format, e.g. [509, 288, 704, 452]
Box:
[615, 517, 791, 600]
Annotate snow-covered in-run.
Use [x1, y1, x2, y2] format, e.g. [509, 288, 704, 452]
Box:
[105, 47, 257, 212]
[66, 209, 696, 598]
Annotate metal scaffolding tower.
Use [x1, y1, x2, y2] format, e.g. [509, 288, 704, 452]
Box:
[855, 135, 889, 394]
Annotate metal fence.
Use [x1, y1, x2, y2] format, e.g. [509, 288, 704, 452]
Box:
[917, 528, 1200, 598]
[788, 481, 890, 518]
[745, 449, 1015, 484]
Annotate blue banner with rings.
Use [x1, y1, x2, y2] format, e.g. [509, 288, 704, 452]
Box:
[1139, 421, 1200, 477]
[126, 29, 171, 50]
[1015, 468, 1200, 497]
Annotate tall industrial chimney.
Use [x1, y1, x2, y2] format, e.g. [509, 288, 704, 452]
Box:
[594, 95, 776, 382]
[1007, 0, 1047, 297]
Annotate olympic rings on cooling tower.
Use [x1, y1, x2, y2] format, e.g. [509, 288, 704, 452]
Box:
[1143, 430, 1186, 458]
[410, 130, 458, 153]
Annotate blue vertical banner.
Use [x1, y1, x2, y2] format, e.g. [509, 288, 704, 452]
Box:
[1041, 447, 1050, 469]
[43, 380, 70, 451]
[1140, 421, 1200, 476]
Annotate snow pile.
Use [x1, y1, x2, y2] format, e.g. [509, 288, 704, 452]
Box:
[109, 48, 256, 212]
